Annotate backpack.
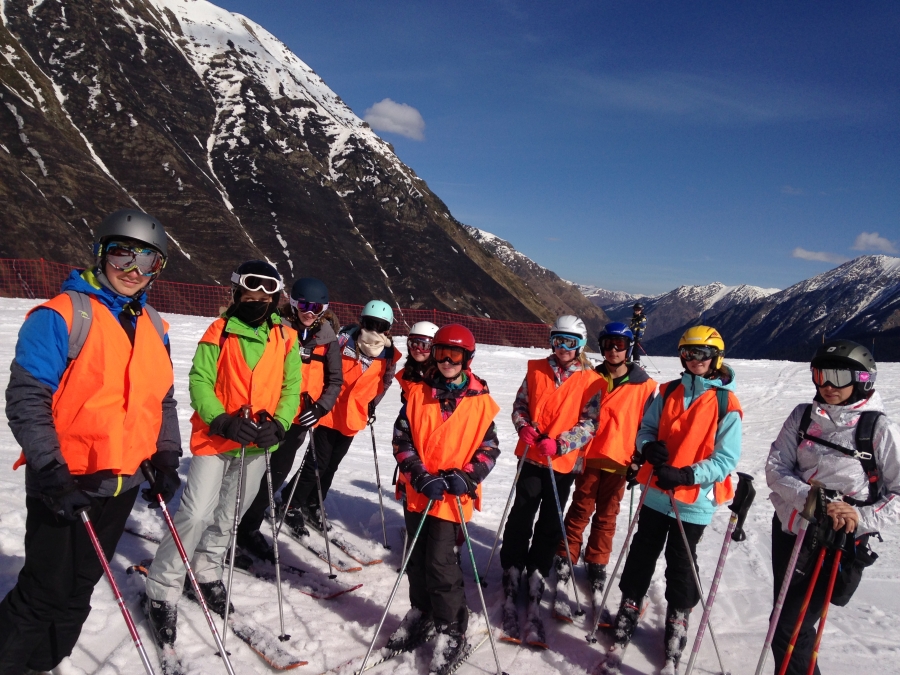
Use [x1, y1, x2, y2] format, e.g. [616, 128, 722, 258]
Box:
[659, 379, 730, 424]
[64, 290, 165, 360]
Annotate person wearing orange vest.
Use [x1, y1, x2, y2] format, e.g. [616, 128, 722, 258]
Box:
[554, 322, 656, 613]
[500, 315, 603, 646]
[0, 210, 179, 674]
[283, 300, 399, 533]
[239, 277, 343, 550]
[389, 324, 500, 674]
[598, 326, 742, 675]
[143, 260, 300, 649]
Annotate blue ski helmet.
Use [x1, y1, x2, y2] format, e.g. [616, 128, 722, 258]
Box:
[291, 277, 329, 304]
[598, 322, 634, 343]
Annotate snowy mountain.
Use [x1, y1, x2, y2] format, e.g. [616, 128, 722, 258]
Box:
[0, 0, 560, 323]
[575, 285, 639, 308]
[463, 226, 608, 341]
[644, 255, 900, 361]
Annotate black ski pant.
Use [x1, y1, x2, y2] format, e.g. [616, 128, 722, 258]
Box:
[238, 423, 308, 535]
[770, 514, 827, 675]
[0, 487, 139, 674]
[499, 461, 575, 578]
[285, 425, 353, 510]
[404, 507, 468, 630]
[618, 504, 705, 609]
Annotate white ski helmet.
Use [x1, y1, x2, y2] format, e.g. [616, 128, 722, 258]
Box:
[408, 321, 439, 339]
[550, 315, 588, 351]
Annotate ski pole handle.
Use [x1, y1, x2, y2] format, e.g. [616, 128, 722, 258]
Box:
[730, 472, 756, 542]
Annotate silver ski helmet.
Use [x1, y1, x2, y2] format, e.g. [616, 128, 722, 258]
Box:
[409, 321, 439, 339]
[93, 209, 168, 277]
[811, 339, 877, 393]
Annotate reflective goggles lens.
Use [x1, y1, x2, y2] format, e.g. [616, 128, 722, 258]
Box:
[811, 367, 854, 388]
[291, 298, 327, 315]
[550, 334, 581, 351]
[601, 337, 629, 352]
[361, 316, 391, 333]
[408, 337, 433, 352]
[232, 272, 283, 294]
[433, 345, 465, 365]
[680, 345, 717, 362]
[105, 242, 164, 277]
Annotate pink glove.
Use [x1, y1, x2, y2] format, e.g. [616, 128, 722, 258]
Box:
[535, 437, 558, 457]
[518, 426, 540, 446]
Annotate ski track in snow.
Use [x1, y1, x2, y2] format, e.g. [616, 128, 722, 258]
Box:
[0, 297, 898, 674]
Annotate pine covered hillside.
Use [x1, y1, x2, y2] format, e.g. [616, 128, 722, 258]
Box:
[0, 0, 564, 323]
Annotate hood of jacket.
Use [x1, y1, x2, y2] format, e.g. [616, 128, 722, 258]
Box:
[680, 364, 737, 406]
[61, 268, 148, 316]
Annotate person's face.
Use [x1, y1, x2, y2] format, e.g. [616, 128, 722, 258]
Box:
[407, 336, 432, 363]
[298, 310, 317, 327]
[240, 288, 272, 303]
[685, 357, 712, 377]
[817, 383, 853, 405]
[600, 337, 629, 366]
[437, 359, 463, 380]
[554, 345, 577, 366]
[103, 260, 151, 297]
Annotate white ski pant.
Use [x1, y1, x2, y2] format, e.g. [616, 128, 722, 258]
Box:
[146, 452, 267, 603]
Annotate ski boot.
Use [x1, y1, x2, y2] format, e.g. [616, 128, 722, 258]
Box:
[283, 507, 310, 538]
[523, 569, 547, 649]
[500, 567, 521, 643]
[184, 579, 234, 618]
[587, 562, 607, 594]
[661, 606, 691, 675]
[384, 607, 436, 654]
[429, 621, 468, 675]
[552, 555, 574, 622]
[237, 528, 276, 563]
[595, 596, 641, 675]
[304, 504, 331, 532]
[143, 594, 177, 647]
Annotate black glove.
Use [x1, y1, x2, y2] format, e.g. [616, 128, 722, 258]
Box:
[255, 417, 286, 449]
[297, 401, 326, 429]
[443, 469, 477, 497]
[655, 465, 695, 491]
[411, 471, 448, 500]
[643, 440, 669, 466]
[368, 401, 376, 425]
[625, 453, 643, 489]
[209, 411, 259, 445]
[141, 451, 181, 507]
[35, 462, 93, 520]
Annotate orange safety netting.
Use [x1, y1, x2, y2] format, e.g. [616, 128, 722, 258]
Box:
[0, 259, 550, 348]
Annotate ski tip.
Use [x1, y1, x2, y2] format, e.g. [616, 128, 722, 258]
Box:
[498, 636, 522, 645]
[525, 641, 549, 650]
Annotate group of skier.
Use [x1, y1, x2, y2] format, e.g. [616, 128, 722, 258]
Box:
[0, 207, 897, 675]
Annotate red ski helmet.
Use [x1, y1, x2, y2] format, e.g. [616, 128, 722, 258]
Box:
[433, 324, 476, 369]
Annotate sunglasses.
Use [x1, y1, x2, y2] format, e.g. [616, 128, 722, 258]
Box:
[291, 298, 328, 315]
[811, 367, 855, 389]
[231, 272, 283, 294]
[433, 345, 465, 365]
[680, 345, 717, 362]
[408, 337, 433, 352]
[105, 242, 165, 277]
[550, 334, 582, 351]
[601, 337, 629, 353]
[361, 316, 392, 333]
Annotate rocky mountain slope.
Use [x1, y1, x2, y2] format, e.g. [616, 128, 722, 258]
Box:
[576, 285, 639, 308]
[0, 0, 563, 325]
[643, 256, 900, 361]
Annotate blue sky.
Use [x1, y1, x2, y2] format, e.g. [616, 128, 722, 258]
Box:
[217, 1, 899, 295]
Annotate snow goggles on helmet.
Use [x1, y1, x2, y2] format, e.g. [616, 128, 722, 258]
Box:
[231, 272, 284, 294]
[408, 336, 433, 353]
[550, 334, 583, 351]
[811, 366, 858, 388]
[601, 337, 630, 352]
[680, 345, 717, 362]
[291, 298, 328, 315]
[361, 316, 391, 333]
[433, 345, 465, 365]
[104, 242, 165, 277]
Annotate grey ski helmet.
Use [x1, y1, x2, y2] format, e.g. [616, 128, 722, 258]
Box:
[93, 209, 168, 259]
[811, 339, 877, 393]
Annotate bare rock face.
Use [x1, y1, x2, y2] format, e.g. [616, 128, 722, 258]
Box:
[0, 0, 561, 325]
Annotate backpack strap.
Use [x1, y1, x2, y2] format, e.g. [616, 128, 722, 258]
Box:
[63, 290, 93, 361]
[661, 379, 679, 404]
[143, 304, 166, 343]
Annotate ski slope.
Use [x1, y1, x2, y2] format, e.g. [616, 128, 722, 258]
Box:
[0, 297, 897, 675]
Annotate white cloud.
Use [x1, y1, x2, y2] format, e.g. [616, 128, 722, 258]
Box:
[364, 98, 425, 141]
[792, 248, 848, 264]
[781, 185, 804, 196]
[851, 232, 898, 254]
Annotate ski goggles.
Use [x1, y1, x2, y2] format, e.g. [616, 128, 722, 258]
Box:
[601, 337, 630, 353]
[550, 334, 584, 351]
[680, 345, 718, 362]
[361, 316, 392, 333]
[290, 298, 328, 315]
[104, 242, 165, 277]
[408, 336, 433, 353]
[433, 345, 465, 365]
[231, 272, 284, 294]
[811, 366, 861, 389]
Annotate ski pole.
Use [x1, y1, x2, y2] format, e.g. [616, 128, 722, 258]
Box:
[275, 431, 313, 538]
[222, 406, 251, 650]
[755, 488, 819, 675]
[140, 462, 236, 675]
[637, 343, 661, 374]
[586, 472, 652, 644]
[805, 532, 846, 675]
[777, 546, 828, 675]
[368, 417, 390, 549]
[80, 510, 156, 675]
[264, 443, 290, 641]
[626, 485, 635, 558]
[309, 429, 338, 579]
[546, 455, 584, 618]
[456, 496, 509, 675]
[357, 499, 434, 675]
[684, 473, 756, 675]
[483, 442, 531, 584]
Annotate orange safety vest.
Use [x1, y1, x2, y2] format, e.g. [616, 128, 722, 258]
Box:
[294, 342, 328, 424]
[514, 359, 602, 474]
[190, 318, 297, 456]
[319, 345, 401, 437]
[585, 378, 658, 466]
[404, 381, 500, 523]
[636, 381, 742, 504]
[20, 294, 173, 476]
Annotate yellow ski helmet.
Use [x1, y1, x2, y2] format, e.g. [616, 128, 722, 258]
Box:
[678, 325, 725, 369]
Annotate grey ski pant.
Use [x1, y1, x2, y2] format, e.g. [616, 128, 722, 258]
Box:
[146, 452, 266, 603]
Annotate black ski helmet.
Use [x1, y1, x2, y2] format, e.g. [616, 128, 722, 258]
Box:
[291, 277, 329, 305]
[93, 209, 168, 259]
[811, 339, 877, 393]
[633, 302, 644, 312]
[230, 260, 282, 303]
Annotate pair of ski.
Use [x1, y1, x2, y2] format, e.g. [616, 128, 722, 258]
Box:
[281, 516, 385, 573]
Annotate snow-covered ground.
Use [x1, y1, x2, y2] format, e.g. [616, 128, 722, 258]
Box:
[0, 297, 897, 675]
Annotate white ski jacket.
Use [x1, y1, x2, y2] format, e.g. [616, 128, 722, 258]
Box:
[766, 391, 900, 536]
